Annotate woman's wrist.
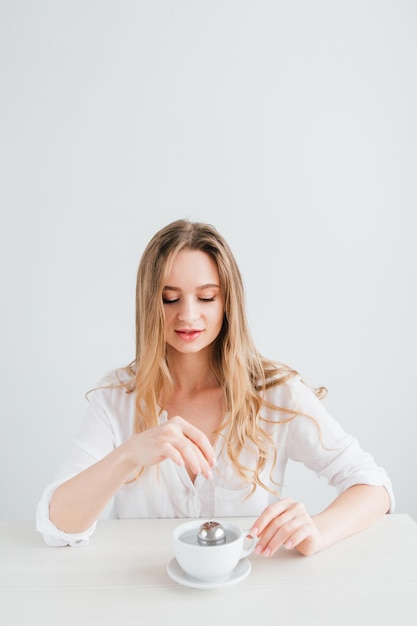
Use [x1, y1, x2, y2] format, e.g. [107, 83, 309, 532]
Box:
[116, 437, 144, 482]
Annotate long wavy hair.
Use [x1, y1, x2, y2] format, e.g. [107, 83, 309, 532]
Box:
[122, 219, 326, 494]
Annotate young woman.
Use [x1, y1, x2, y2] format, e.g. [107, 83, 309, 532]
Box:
[36, 219, 393, 556]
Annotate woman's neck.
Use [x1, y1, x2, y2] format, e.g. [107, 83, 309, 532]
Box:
[166, 349, 219, 394]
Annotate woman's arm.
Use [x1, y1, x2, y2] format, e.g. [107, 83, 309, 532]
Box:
[252, 376, 393, 556]
[304, 483, 390, 554]
[49, 416, 216, 534]
[250, 484, 390, 557]
[49, 443, 138, 534]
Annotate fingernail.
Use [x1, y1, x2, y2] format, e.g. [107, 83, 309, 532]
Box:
[263, 548, 271, 557]
[206, 469, 213, 480]
[250, 526, 259, 537]
[255, 544, 264, 555]
[285, 541, 293, 549]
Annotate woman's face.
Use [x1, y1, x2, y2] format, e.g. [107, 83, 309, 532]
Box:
[162, 249, 224, 356]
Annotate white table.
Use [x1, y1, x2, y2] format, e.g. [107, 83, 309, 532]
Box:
[1, 515, 417, 625]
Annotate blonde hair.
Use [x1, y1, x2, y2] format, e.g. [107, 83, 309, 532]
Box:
[122, 219, 326, 494]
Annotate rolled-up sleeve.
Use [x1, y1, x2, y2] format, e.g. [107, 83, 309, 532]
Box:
[285, 377, 395, 512]
[36, 477, 97, 547]
[36, 387, 118, 546]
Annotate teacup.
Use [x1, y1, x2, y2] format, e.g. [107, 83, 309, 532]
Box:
[172, 520, 257, 582]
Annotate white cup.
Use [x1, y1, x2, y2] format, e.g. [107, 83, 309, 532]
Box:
[172, 520, 257, 582]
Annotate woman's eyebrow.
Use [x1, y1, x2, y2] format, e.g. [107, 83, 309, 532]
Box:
[163, 284, 220, 291]
[196, 283, 221, 291]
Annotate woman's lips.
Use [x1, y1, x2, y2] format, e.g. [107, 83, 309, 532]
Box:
[175, 329, 203, 341]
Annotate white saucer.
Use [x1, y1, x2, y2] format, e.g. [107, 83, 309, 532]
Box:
[167, 557, 251, 590]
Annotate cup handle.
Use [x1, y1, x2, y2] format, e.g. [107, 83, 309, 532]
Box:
[241, 530, 258, 558]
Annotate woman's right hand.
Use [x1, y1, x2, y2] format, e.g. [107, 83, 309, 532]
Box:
[49, 416, 216, 535]
[126, 416, 217, 480]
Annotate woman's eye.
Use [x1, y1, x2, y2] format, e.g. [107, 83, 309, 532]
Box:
[162, 296, 216, 303]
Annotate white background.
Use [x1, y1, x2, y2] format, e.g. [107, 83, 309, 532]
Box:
[1, 1, 416, 521]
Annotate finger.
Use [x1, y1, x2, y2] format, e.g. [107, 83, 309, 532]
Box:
[257, 516, 305, 556]
[158, 436, 202, 476]
[180, 421, 217, 465]
[261, 504, 302, 541]
[158, 441, 185, 467]
[250, 499, 293, 537]
[281, 525, 312, 551]
[169, 416, 217, 470]
[175, 436, 214, 480]
[177, 438, 203, 476]
[252, 501, 308, 556]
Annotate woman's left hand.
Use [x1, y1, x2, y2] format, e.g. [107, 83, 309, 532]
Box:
[249, 498, 322, 557]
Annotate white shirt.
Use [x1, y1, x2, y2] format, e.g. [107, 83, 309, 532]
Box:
[36, 371, 394, 546]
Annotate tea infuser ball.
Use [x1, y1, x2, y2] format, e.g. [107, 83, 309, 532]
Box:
[197, 521, 226, 545]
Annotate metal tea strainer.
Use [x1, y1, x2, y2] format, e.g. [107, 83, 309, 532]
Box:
[197, 521, 226, 546]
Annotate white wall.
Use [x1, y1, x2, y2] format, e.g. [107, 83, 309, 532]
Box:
[1, 1, 416, 521]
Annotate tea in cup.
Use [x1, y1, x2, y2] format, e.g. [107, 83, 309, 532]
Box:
[172, 520, 257, 582]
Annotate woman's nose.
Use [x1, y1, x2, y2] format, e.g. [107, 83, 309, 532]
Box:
[178, 298, 200, 322]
